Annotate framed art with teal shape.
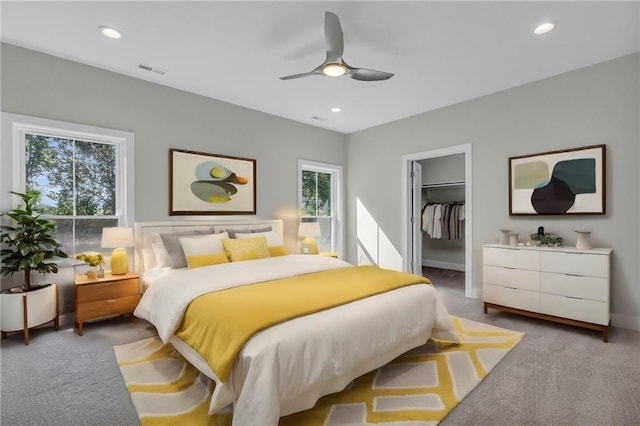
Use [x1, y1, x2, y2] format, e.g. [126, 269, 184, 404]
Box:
[169, 148, 256, 215]
[509, 144, 605, 215]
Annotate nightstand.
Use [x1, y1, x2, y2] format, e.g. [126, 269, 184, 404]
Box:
[74, 272, 141, 336]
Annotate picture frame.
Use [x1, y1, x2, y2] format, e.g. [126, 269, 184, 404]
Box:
[169, 148, 256, 215]
[509, 144, 605, 215]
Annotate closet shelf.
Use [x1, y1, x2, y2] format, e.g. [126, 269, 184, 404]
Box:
[422, 180, 465, 189]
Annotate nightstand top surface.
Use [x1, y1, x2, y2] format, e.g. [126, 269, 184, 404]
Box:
[75, 271, 139, 285]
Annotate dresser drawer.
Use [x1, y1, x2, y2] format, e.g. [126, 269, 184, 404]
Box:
[76, 294, 140, 322]
[483, 283, 540, 312]
[540, 252, 608, 278]
[483, 265, 540, 292]
[76, 278, 139, 303]
[483, 247, 539, 270]
[540, 293, 609, 325]
[541, 272, 608, 302]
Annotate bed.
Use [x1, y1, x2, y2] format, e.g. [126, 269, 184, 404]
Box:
[133, 219, 459, 425]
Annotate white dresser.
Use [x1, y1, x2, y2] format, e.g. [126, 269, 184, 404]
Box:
[483, 244, 612, 341]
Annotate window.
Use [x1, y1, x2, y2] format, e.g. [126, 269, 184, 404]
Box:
[298, 160, 343, 255]
[4, 113, 134, 255]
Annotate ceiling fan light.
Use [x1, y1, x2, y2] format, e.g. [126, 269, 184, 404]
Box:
[322, 63, 347, 77]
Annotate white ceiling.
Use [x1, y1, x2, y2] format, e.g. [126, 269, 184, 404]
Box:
[2, 1, 639, 134]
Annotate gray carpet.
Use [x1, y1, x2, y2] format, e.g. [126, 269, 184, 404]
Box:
[1, 268, 638, 425]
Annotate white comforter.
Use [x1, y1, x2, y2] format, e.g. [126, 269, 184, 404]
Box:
[135, 255, 458, 425]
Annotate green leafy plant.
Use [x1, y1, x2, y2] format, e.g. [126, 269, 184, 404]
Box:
[0, 191, 68, 291]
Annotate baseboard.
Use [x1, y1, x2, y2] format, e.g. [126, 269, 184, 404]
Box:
[422, 259, 465, 272]
[611, 313, 640, 331]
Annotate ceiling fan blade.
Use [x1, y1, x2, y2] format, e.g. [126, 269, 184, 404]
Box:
[349, 67, 394, 81]
[279, 70, 321, 80]
[324, 11, 344, 62]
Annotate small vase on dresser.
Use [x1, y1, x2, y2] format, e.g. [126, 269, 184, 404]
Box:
[575, 231, 592, 250]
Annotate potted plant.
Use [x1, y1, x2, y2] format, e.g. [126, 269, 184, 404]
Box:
[0, 190, 68, 344]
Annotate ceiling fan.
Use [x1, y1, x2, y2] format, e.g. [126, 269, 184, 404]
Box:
[280, 11, 394, 82]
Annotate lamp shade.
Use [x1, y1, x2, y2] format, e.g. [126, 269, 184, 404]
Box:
[101, 227, 134, 249]
[298, 221, 321, 237]
[101, 227, 134, 275]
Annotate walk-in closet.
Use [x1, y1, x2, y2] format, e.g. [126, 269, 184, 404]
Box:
[419, 154, 466, 287]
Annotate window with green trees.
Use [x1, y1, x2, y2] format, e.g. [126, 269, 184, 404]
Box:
[299, 160, 342, 255]
[25, 133, 120, 254]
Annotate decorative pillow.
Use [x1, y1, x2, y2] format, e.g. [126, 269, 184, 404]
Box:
[160, 229, 213, 269]
[222, 236, 271, 262]
[151, 242, 172, 268]
[142, 247, 157, 271]
[250, 226, 272, 233]
[236, 231, 287, 257]
[180, 232, 229, 269]
[224, 228, 251, 238]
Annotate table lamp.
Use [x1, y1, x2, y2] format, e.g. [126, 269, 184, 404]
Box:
[101, 227, 134, 275]
[298, 221, 321, 254]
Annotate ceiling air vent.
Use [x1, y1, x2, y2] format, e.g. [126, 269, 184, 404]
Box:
[311, 115, 328, 121]
[137, 63, 166, 75]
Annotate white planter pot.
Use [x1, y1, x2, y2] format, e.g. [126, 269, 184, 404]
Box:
[1, 283, 59, 345]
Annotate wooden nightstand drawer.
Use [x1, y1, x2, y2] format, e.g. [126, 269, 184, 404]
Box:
[76, 294, 141, 322]
[77, 278, 139, 303]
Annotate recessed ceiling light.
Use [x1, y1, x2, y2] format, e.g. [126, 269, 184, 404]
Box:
[98, 26, 123, 39]
[331, 107, 341, 113]
[534, 22, 555, 35]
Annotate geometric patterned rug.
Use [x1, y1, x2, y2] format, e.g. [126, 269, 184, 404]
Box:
[114, 316, 524, 425]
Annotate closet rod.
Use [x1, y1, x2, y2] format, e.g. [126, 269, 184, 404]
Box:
[422, 180, 465, 188]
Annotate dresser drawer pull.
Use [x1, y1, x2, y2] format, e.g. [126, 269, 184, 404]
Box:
[504, 286, 518, 290]
[106, 299, 116, 303]
[565, 296, 584, 300]
[503, 267, 517, 270]
[565, 273, 583, 277]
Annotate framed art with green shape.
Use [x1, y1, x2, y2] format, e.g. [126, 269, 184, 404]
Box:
[509, 144, 605, 215]
[169, 148, 256, 215]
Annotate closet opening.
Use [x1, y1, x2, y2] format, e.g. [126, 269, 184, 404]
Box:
[401, 144, 474, 298]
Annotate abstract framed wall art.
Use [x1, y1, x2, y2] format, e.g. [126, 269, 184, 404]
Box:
[169, 148, 256, 215]
[509, 144, 605, 215]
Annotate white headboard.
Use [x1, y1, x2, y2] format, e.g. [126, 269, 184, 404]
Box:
[134, 218, 284, 273]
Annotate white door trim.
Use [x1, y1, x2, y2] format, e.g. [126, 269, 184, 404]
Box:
[401, 143, 474, 298]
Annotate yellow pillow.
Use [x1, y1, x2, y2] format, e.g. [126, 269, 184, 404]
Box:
[223, 237, 271, 262]
[180, 233, 229, 269]
[268, 245, 288, 257]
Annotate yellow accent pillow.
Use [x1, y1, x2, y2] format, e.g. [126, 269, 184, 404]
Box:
[268, 245, 288, 257]
[180, 233, 229, 269]
[223, 237, 271, 262]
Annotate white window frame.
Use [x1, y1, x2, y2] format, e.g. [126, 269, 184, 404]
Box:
[297, 159, 343, 257]
[3, 113, 135, 252]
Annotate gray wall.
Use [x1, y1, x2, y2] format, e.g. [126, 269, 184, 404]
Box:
[0, 44, 346, 315]
[346, 53, 640, 330]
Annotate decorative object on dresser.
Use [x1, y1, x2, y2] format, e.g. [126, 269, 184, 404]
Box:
[169, 148, 256, 215]
[101, 227, 134, 275]
[509, 144, 606, 215]
[575, 230, 592, 250]
[74, 272, 141, 336]
[0, 190, 67, 345]
[482, 244, 611, 341]
[499, 229, 511, 245]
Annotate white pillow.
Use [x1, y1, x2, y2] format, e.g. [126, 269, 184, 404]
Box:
[142, 247, 157, 271]
[236, 230, 282, 247]
[151, 242, 172, 268]
[179, 232, 229, 269]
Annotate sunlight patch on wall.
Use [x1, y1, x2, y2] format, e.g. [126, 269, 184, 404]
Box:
[356, 197, 402, 270]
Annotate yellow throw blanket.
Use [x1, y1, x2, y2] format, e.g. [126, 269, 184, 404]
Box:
[174, 265, 431, 383]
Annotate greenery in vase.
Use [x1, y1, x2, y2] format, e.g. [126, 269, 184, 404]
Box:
[0, 191, 68, 291]
[76, 252, 105, 267]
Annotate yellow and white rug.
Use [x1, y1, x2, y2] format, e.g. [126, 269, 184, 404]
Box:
[114, 317, 524, 425]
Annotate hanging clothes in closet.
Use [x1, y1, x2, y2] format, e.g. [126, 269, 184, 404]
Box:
[421, 202, 465, 240]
